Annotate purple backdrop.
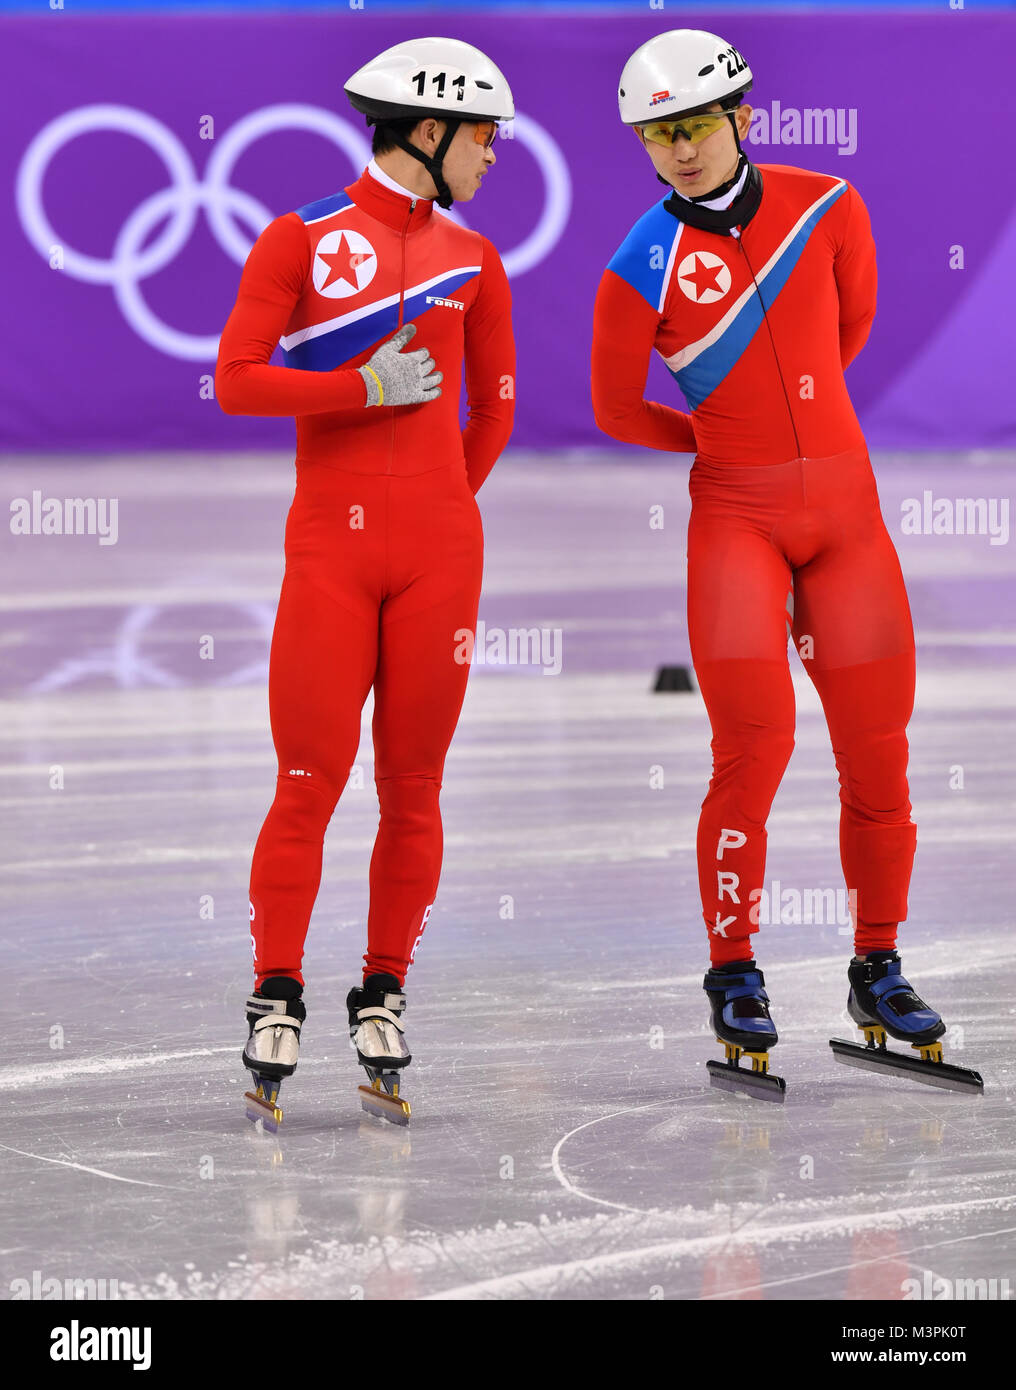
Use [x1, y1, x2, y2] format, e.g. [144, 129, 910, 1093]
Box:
[2, 11, 1013, 453]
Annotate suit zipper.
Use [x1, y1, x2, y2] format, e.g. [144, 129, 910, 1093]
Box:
[736, 232, 804, 462]
[389, 197, 416, 476]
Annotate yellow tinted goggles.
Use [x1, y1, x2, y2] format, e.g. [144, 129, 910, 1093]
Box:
[637, 112, 730, 148]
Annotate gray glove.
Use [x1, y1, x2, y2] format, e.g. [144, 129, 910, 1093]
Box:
[358, 322, 443, 407]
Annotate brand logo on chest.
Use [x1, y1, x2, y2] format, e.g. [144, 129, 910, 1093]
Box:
[312, 228, 378, 299]
[677, 250, 732, 305]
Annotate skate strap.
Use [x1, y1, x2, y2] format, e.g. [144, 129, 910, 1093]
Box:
[722, 982, 770, 1003]
[868, 978, 930, 1018]
[855, 958, 901, 983]
[704, 972, 765, 994]
[245, 994, 293, 1016]
[868, 971, 915, 1001]
[252, 1011, 302, 1033]
[354, 1006, 405, 1032]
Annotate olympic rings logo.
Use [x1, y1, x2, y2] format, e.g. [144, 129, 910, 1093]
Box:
[27, 596, 278, 692]
[16, 103, 572, 361]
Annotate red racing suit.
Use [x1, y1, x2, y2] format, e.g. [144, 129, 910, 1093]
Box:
[217, 163, 515, 988]
[592, 164, 916, 965]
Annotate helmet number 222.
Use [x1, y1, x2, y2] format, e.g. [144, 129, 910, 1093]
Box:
[719, 47, 747, 79]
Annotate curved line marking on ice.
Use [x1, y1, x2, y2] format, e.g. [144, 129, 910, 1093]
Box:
[550, 1097, 692, 1214]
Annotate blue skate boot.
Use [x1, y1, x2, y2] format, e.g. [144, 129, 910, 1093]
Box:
[830, 951, 983, 1093]
[704, 961, 785, 1103]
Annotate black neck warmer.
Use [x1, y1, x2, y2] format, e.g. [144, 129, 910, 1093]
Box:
[663, 156, 763, 236]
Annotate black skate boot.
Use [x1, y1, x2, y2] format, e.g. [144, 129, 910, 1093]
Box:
[242, 976, 306, 1131]
[830, 951, 983, 1093]
[347, 973, 411, 1125]
[704, 960, 786, 1103]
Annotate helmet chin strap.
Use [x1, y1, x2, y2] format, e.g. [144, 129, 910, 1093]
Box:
[390, 119, 461, 208]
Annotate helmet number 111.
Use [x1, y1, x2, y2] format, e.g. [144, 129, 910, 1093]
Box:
[411, 67, 470, 104]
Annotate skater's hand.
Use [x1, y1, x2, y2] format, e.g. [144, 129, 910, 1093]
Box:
[358, 323, 443, 407]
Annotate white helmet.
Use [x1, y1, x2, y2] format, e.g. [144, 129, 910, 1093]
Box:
[346, 37, 513, 208]
[346, 36, 514, 124]
[618, 29, 752, 126]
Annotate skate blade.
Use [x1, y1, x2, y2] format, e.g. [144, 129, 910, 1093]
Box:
[358, 1083, 411, 1127]
[707, 1059, 786, 1104]
[244, 1084, 283, 1132]
[830, 1038, 984, 1094]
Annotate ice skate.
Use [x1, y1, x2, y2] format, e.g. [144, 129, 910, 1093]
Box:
[704, 961, 786, 1103]
[829, 951, 983, 1093]
[347, 973, 411, 1126]
[242, 976, 306, 1131]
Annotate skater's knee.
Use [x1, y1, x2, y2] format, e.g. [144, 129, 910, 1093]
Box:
[763, 727, 795, 771]
[274, 765, 343, 819]
[706, 730, 794, 827]
[376, 772, 441, 801]
[374, 774, 442, 835]
[834, 729, 910, 817]
[714, 726, 795, 785]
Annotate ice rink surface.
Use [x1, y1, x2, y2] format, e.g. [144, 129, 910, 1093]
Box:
[2, 449, 1014, 1301]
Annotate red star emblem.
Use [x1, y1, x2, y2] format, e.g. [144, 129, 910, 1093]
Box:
[679, 254, 724, 300]
[317, 232, 374, 292]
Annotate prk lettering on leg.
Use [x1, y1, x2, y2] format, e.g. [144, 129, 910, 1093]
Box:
[713, 829, 747, 935]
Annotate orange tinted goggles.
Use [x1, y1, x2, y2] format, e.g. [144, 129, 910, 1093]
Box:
[638, 111, 730, 148]
[472, 120, 499, 149]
